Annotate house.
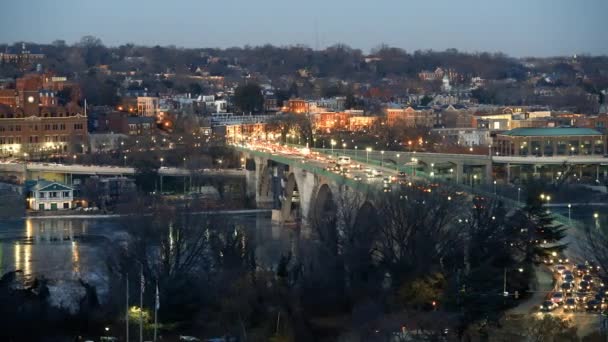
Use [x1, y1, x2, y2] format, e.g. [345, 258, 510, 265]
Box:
[27, 180, 74, 211]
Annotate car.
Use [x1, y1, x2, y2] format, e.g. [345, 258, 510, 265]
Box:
[353, 175, 362, 181]
[551, 292, 564, 304]
[575, 264, 588, 276]
[563, 274, 575, 283]
[564, 298, 577, 311]
[575, 291, 589, 303]
[586, 261, 601, 273]
[579, 281, 591, 291]
[562, 270, 573, 278]
[582, 274, 594, 284]
[540, 300, 556, 312]
[554, 264, 567, 274]
[382, 186, 392, 193]
[586, 299, 601, 312]
[397, 171, 407, 178]
[180, 336, 201, 342]
[561, 282, 573, 293]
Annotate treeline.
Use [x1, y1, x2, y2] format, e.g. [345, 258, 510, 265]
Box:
[4, 37, 608, 84]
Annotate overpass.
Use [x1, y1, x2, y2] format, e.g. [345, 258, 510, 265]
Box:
[0, 161, 244, 184]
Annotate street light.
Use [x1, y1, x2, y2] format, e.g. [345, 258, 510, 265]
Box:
[124, 155, 127, 166]
[568, 204, 571, 223]
[160, 157, 164, 167]
[366, 147, 372, 164]
[381, 150, 385, 167]
[331, 139, 336, 156]
[355, 146, 358, 159]
[517, 187, 521, 204]
[594, 213, 600, 230]
[493, 180, 497, 194]
[396, 153, 400, 171]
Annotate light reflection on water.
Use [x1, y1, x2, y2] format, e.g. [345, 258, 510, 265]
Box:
[0, 213, 298, 290]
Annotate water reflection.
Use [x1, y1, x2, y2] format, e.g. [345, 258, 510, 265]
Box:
[0, 213, 298, 286]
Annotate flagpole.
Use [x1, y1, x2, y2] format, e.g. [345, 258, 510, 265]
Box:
[126, 274, 129, 342]
[140, 265, 144, 342]
[153, 281, 158, 342]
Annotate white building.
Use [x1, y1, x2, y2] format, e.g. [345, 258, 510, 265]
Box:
[137, 96, 160, 117]
[432, 127, 491, 146]
[28, 181, 74, 211]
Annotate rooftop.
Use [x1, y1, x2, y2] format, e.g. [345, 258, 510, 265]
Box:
[500, 127, 603, 137]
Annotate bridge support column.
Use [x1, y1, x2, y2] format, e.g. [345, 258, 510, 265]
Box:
[484, 162, 492, 185]
[455, 163, 463, 184]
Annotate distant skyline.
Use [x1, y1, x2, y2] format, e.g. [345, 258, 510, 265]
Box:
[1, 0, 607, 57]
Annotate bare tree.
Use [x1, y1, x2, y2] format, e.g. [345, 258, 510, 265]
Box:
[374, 184, 465, 288]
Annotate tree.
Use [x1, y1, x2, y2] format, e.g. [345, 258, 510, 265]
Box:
[375, 184, 464, 288]
[233, 83, 264, 114]
[510, 184, 567, 264]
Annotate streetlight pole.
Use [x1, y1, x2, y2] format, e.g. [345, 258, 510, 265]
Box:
[493, 180, 497, 194]
[517, 187, 521, 204]
[396, 153, 400, 171]
[595, 213, 600, 230]
[381, 150, 384, 167]
[366, 147, 372, 164]
[331, 140, 336, 156]
[355, 146, 358, 159]
[568, 204, 571, 224]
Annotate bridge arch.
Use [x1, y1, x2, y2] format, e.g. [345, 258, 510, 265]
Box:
[281, 172, 302, 223]
[257, 163, 271, 200]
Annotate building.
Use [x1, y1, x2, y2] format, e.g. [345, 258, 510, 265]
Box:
[137, 96, 160, 117]
[128, 116, 155, 135]
[432, 127, 491, 146]
[27, 180, 74, 211]
[493, 127, 606, 156]
[313, 112, 351, 132]
[284, 99, 309, 114]
[0, 43, 45, 65]
[386, 106, 436, 127]
[348, 116, 378, 131]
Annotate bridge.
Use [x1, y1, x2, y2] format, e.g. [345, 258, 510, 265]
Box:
[238, 143, 596, 233]
[0, 161, 244, 185]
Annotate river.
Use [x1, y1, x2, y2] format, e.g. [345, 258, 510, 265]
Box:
[0, 212, 299, 311]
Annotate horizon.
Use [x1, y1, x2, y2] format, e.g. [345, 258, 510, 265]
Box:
[1, 0, 607, 58]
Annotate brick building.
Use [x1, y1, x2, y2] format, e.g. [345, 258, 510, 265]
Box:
[0, 75, 87, 157]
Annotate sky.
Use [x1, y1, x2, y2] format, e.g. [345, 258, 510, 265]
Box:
[1, 0, 607, 57]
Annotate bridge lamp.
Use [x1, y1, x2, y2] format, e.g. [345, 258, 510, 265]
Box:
[366, 147, 372, 163]
[396, 154, 400, 171]
[381, 150, 385, 167]
[568, 204, 572, 222]
[331, 140, 337, 155]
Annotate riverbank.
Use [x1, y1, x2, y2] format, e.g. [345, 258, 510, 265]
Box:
[25, 208, 272, 220]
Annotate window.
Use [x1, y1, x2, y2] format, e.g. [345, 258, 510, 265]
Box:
[39, 192, 45, 198]
[63, 202, 69, 209]
[74, 123, 83, 130]
[63, 191, 70, 197]
[50, 192, 58, 198]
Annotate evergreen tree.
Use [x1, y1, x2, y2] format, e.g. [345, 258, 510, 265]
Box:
[513, 185, 567, 264]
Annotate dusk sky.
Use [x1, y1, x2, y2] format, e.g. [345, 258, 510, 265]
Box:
[2, 0, 607, 57]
